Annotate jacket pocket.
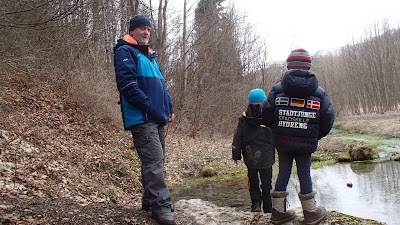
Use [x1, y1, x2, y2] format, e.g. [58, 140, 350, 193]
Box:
[133, 133, 149, 149]
[132, 129, 164, 162]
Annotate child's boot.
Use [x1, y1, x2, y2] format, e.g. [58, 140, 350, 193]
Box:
[251, 201, 261, 212]
[299, 191, 327, 225]
[270, 190, 295, 224]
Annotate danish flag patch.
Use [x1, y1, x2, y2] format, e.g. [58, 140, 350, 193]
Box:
[307, 100, 320, 110]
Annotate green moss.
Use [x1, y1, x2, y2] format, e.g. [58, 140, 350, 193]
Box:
[333, 132, 400, 146]
[311, 159, 336, 169]
[337, 152, 352, 162]
[326, 211, 386, 224]
[179, 160, 282, 189]
[179, 158, 336, 189]
[181, 162, 247, 188]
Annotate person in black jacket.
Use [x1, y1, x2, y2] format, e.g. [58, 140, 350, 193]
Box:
[232, 89, 275, 213]
[262, 49, 335, 225]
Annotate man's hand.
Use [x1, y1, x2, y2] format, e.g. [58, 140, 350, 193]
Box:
[168, 113, 175, 122]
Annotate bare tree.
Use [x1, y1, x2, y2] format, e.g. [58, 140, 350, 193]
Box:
[312, 21, 400, 115]
[2, 0, 399, 137]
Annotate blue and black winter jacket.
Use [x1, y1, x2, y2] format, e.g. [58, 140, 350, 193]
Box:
[262, 69, 335, 154]
[113, 35, 174, 130]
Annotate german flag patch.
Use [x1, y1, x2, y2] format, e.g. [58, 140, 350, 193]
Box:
[290, 98, 305, 107]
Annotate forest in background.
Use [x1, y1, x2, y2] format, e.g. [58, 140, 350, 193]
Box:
[1, 1, 399, 223]
[1, 0, 399, 137]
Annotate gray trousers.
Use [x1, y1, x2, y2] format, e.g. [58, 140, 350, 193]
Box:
[130, 122, 172, 213]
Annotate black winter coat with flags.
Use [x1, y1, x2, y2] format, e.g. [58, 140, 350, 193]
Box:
[262, 69, 335, 154]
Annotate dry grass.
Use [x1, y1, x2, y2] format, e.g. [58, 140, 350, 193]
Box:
[334, 112, 400, 138]
[164, 134, 236, 187]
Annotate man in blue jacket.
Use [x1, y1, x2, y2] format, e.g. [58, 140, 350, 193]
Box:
[262, 49, 335, 225]
[113, 14, 175, 225]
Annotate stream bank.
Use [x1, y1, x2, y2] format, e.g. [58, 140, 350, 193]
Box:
[173, 199, 386, 225]
[169, 114, 400, 225]
[172, 161, 399, 225]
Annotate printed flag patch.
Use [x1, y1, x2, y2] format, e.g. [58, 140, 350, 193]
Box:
[307, 100, 320, 110]
[290, 98, 305, 107]
[275, 97, 289, 106]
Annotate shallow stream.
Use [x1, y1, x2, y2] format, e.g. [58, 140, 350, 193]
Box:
[172, 137, 400, 225]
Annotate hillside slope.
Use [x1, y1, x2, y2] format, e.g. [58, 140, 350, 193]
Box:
[0, 74, 161, 223]
[0, 69, 215, 224]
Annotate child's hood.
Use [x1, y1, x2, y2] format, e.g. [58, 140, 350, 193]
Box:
[242, 112, 262, 127]
[281, 69, 319, 98]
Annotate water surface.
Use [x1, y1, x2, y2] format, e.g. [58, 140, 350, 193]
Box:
[172, 161, 400, 225]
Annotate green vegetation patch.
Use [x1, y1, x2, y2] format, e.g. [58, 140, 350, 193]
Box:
[326, 211, 386, 224]
[180, 158, 336, 189]
[333, 131, 400, 145]
[182, 162, 247, 188]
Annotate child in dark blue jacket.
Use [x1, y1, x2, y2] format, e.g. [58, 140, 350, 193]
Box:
[262, 49, 335, 225]
[232, 89, 275, 213]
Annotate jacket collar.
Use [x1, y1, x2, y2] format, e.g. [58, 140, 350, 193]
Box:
[123, 35, 155, 54]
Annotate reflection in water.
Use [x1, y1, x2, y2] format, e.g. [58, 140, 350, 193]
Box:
[172, 161, 400, 225]
[290, 161, 400, 225]
[349, 162, 377, 174]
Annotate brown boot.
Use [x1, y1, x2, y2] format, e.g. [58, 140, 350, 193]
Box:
[251, 202, 261, 212]
[299, 191, 327, 225]
[270, 190, 296, 224]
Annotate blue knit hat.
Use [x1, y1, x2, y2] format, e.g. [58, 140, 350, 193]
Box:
[129, 15, 151, 32]
[248, 89, 266, 104]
